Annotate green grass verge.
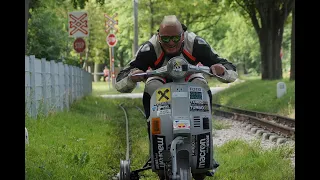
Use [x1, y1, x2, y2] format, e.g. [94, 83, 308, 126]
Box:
[212, 77, 295, 118]
[26, 95, 294, 179]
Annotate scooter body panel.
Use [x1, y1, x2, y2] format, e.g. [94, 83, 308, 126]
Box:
[148, 82, 214, 175]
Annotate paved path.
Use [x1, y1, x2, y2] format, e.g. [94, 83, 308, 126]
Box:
[100, 87, 227, 99]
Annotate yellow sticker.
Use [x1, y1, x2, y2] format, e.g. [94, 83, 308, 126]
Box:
[156, 88, 171, 103]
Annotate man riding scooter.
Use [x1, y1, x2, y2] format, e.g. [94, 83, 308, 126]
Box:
[115, 15, 238, 179]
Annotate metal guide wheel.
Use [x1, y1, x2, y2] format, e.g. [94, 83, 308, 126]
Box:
[120, 159, 131, 180]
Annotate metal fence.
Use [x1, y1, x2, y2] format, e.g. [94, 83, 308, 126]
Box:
[25, 55, 92, 118]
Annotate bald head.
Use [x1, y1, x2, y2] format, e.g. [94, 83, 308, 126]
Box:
[159, 15, 183, 33]
[158, 15, 184, 56]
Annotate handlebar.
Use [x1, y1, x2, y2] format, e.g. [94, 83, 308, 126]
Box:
[129, 56, 228, 82]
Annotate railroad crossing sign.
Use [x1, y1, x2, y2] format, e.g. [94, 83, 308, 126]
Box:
[105, 13, 118, 33]
[106, 33, 117, 47]
[73, 38, 86, 53]
[68, 11, 89, 37]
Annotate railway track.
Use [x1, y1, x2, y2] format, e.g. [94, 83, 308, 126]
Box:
[116, 104, 149, 180]
[212, 103, 295, 140]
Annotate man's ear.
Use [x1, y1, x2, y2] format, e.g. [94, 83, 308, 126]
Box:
[181, 32, 185, 42]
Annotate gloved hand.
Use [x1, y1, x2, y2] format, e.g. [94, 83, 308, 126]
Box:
[210, 64, 226, 76]
[129, 69, 146, 82]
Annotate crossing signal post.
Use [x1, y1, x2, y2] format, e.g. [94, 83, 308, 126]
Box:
[68, 11, 90, 66]
[105, 13, 118, 88]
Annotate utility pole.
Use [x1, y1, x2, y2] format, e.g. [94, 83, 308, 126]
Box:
[133, 0, 138, 55]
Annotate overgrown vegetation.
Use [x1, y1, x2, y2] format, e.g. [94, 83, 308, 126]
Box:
[26, 78, 295, 179]
[26, 0, 293, 79]
[212, 77, 295, 118]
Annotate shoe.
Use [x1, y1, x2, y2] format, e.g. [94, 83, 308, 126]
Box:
[112, 172, 120, 180]
[213, 161, 220, 168]
[143, 157, 151, 168]
[206, 161, 219, 177]
[206, 169, 215, 177]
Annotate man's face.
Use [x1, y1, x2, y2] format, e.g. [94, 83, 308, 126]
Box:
[158, 25, 184, 56]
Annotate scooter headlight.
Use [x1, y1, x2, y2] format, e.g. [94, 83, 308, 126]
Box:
[167, 56, 188, 79]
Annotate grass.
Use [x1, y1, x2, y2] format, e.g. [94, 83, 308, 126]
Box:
[25, 96, 150, 179]
[26, 75, 295, 179]
[26, 95, 294, 179]
[212, 77, 295, 118]
[212, 140, 294, 180]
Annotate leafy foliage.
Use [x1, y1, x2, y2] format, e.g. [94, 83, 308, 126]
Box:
[26, 0, 293, 76]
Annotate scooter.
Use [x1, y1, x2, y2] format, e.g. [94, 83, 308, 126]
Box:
[118, 56, 225, 180]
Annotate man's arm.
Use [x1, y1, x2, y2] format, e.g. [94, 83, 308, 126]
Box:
[115, 43, 156, 93]
[193, 36, 238, 83]
[115, 65, 140, 93]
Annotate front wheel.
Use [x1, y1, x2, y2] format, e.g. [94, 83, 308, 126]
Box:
[179, 167, 192, 180]
[119, 159, 130, 180]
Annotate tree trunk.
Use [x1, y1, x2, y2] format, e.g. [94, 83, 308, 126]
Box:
[94, 63, 100, 82]
[25, 0, 30, 54]
[290, 5, 295, 80]
[258, 5, 284, 80]
[82, 49, 89, 70]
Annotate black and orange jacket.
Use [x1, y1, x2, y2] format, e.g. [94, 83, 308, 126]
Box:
[115, 31, 236, 93]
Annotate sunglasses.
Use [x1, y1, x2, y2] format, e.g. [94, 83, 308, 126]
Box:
[159, 33, 183, 43]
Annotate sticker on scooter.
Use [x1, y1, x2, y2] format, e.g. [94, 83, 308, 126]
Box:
[157, 103, 171, 110]
[190, 100, 209, 112]
[152, 106, 157, 111]
[156, 88, 171, 103]
[189, 87, 203, 100]
[151, 117, 161, 134]
[173, 120, 190, 129]
[172, 92, 188, 98]
[152, 135, 166, 170]
[196, 132, 211, 169]
[173, 61, 182, 71]
[189, 87, 202, 92]
[157, 109, 171, 116]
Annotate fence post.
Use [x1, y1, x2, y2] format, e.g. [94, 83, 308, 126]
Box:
[72, 66, 76, 101]
[89, 72, 92, 94]
[84, 71, 88, 95]
[76, 67, 80, 99]
[64, 64, 69, 111]
[29, 55, 37, 118]
[34, 58, 43, 117]
[80, 69, 83, 97]
[69, 66, 73, 104]
[58, 62, 64, 111]
[50, 60, 56, 112]
[45, 60, 51, 115]
[41, 58, 48, 116]
[25, 56, 31, 117]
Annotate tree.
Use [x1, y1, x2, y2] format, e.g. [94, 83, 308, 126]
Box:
[290, 2, 294, 80]
[232, 0, 294, 80]
[25, 0, 30, 54]
[27, 2, 69, 60]
[217, 12, 260, 75]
